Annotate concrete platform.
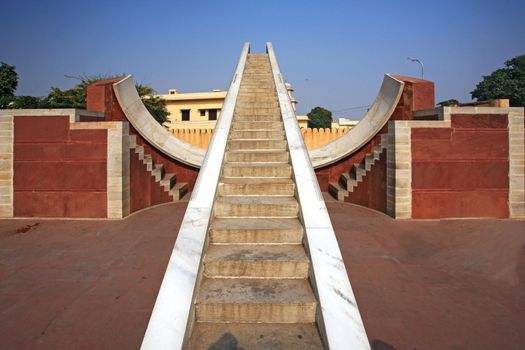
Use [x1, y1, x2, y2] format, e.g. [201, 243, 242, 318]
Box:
[0, 200, 524, 349]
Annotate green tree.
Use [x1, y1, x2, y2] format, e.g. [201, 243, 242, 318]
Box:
[0, 62, 18, 108]
[9, 96, 45, 109]
[471, 55, 525, 106]
[136, 85, 169, 124]
[307, 106, 332, 129]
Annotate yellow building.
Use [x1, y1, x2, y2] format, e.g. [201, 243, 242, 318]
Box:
[155, 89, 226, 130]
[156, 87, 309, 130]
[331, 118, 359, 130]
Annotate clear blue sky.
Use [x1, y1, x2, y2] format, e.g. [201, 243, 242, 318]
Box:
[2, 0, 524, 118]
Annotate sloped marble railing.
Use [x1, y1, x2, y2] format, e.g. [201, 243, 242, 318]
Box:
[267, 42, 371, 350]
[140, 43, 250, 349]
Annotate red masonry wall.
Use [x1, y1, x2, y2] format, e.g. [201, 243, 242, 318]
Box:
[13, 116, 108, 218]
[129, 150, 172, 213]
[411, 114, 509, 219]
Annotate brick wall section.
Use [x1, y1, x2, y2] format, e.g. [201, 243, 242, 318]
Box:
[411, 114, 509, 218]
[86, 78, 128, 122]
[13, 116, 108, 217]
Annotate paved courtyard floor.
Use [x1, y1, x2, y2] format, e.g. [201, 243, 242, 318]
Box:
[0, 201, 523, 349]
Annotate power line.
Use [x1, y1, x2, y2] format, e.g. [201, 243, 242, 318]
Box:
[330, 104, 371, 113]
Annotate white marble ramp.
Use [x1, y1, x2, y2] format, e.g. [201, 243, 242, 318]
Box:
[141, 43, 370, 350]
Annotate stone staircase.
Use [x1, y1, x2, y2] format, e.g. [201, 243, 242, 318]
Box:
[186, 54, 324, 349]
[130, 135, 188, 200]
[329, 134, 387, 201]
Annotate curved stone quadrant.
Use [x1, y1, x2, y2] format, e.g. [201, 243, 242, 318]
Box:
[112, 74, 404, 170]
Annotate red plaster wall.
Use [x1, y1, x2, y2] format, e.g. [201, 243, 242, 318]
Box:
[129, 150, 172, 213]
[411, 114, 509, 219]
[13, 116, 108, 218]
[86, 78, 127, 122]
[345, 149, 387, 213]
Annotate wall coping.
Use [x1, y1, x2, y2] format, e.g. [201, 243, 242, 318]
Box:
[0, 108, 104, 123]
[140, 43, 250, 349]
[267, 42, 370, 350]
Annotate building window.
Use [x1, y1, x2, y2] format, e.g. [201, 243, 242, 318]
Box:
[199, 109, 206, 117]
[181, 109, 190, 121]
[208, 109, 218, 121]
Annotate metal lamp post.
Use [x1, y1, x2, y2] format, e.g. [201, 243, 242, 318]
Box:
[407, 57, 424, 79]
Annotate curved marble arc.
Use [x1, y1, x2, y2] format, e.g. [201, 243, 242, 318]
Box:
[309, 74, 404, 168]
[113, 75, 206, 167]
[113, 73, 403, 170]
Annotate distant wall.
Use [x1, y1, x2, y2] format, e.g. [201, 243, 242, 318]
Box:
[13, 115, 108, 217]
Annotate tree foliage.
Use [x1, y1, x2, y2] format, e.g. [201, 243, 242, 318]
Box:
[1, 71, 169, 124]
[471, 55, 525, 106]
[0, 62, 18, 108]
[0, 62, 18, 97]
[307, 106, 332, 129]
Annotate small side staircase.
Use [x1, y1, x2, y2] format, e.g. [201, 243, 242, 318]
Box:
[130, 135, 188, 200]
[329, 134, 387, 201]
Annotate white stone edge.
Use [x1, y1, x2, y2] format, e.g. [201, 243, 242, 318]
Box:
[0, 108, 103, 123]
[309, 74, 404, 169]
[507, 108, 524, 219]
[267, 42, 370, 350]
[140, 42, 250, 350]
[113, 76, 206, 168]
[0, 113, 14, 218]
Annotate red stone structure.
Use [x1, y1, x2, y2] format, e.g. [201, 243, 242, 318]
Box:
[0, 75, 522, 220]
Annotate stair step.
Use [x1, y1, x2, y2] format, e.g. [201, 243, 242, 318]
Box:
[186, 323, 323, 350]
[160, 173, 176, 190]
[329, 183, 349, 201]
[226, 149, 289, 163]
[210, 218, 304, 244]
[235, 101, 279, 108]
[236, 96, 278, 103]
[228, 139, 287, 150]
[339, 172, 357, 190]
[204, 244, 309, 278]
[230, 129, 284, 139]
[214, 196, 299, 218]
[222, 163, 291, 178]
[233, 114, 282, 122]
[218, 177, 295, 196]
[232, 121, 283, 130]
[170, 182, 188, 200]
[195, 278, 317, 323]
[151, 164, 165, 181]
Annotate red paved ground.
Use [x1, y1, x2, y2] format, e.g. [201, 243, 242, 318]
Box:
[0, 201, 524, 349]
